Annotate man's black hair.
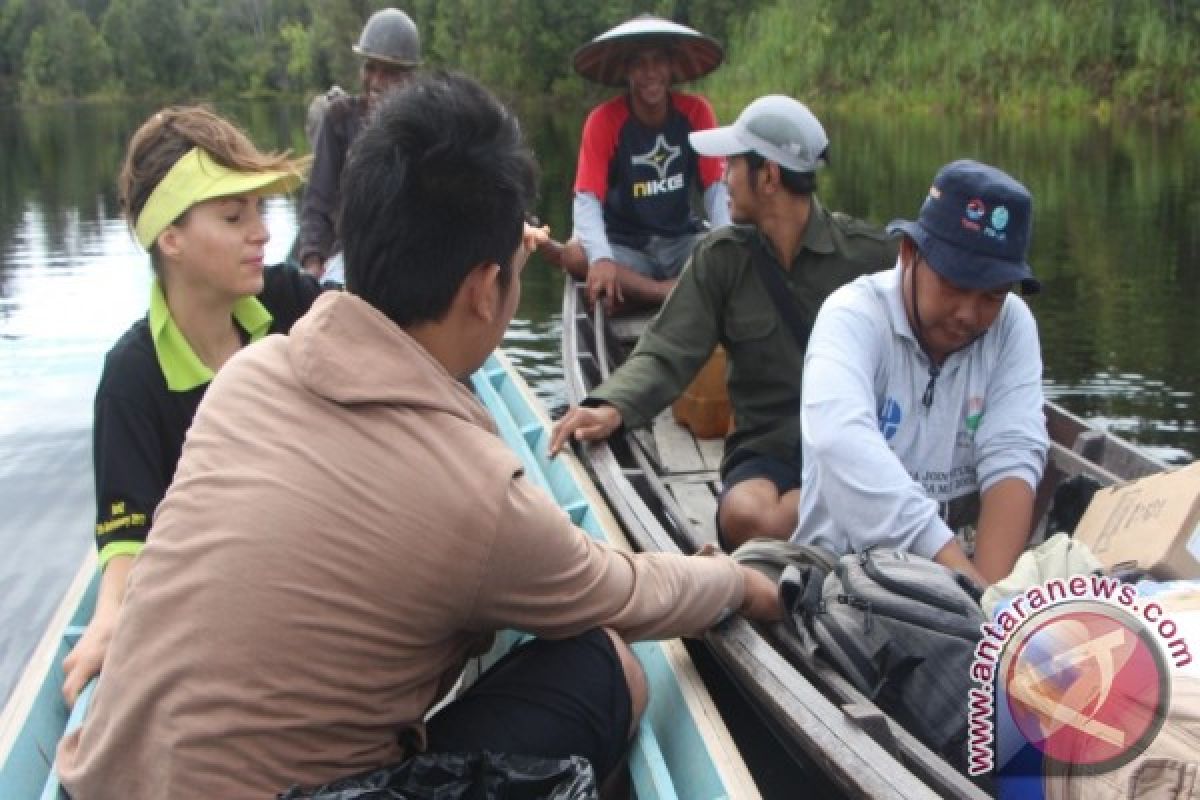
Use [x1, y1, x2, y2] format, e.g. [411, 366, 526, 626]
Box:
[340, 71, 538, 326]
[744, 151, 819, 196]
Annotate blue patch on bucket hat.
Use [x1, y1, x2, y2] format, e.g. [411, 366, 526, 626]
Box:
[887, 159, 1040, 294]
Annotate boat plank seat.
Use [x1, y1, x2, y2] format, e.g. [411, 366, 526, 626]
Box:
[630, 427, 662, 469]
[652, 410, 710, 472]
[609, 313, 653, 346]
[666, 482, 720, 546]
[696, 437, 724, 472]
[650, 408, 724, 546]
[659, 472, 720, 486]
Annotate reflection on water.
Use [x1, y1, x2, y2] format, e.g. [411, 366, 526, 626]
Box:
[0, 101, 1196, 707]
[0, 211, 143, 711]
[1046, 372, 1198, 464]
[504, 315, 567, 418]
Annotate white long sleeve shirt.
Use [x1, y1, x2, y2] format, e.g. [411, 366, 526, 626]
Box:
[792, 263, 1048, 559]
[573, 184, 731, 265]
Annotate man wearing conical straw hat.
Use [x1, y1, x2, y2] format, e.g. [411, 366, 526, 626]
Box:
[540, 15, 731, 312]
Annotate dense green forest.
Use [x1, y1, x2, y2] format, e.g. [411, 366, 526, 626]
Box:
[1, 0, 1197, 116]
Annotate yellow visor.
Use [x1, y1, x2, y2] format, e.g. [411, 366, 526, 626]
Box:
[134, 147, 302, 249]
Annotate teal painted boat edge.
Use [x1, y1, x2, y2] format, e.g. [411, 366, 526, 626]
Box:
[472, 352, 736, 800]
[0, 558, 98, 800]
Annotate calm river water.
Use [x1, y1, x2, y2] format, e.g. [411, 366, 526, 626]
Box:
[1, 100, 1196, 706]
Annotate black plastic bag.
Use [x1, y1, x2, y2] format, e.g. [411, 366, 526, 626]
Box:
[277, 751, 598, 800]
[1048, 473, 1103, 535]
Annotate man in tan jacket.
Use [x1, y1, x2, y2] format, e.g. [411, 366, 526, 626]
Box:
[57, 73, 780, 799]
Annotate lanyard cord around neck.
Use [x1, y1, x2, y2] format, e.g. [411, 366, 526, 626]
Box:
[909, 260, 941, 409]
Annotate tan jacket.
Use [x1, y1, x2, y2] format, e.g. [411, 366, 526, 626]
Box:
[1044, 676, 1200, 799]
[58, 292, 744, 798]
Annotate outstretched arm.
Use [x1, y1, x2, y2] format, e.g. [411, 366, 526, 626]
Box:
[549, 403, 622, 457]
[62, 555, 133, 706]
[973, 477, 1034, 584]
[572, 192, 629, 310]
[74, 372, 167, 704]
[470, 476, 773, 642]
[970, 298, 1048, 583]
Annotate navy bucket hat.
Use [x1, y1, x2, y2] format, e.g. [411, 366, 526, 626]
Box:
[887, 159, 1040, 295]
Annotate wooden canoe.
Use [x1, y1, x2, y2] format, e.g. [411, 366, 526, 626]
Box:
[559, 276, 1168, 800]
[0, 350, 759, 800]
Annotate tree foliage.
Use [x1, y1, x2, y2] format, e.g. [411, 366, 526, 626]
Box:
[704, 0, 1200, 117]
[0, 0, 1195, 115]
[20, 0, 111, 100]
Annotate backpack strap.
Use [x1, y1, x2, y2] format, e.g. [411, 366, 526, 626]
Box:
[953, 569, 985, 605]
[731, 537, 837, 581]
[748, 235, 811, 351]
[870, 642, 923, 703]
[732, 538, 838, 636]
[779, 561, 831, 630]
[858, 548, 985, 615]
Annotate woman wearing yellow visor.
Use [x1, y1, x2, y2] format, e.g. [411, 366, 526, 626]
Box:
[62, 106, 322, 706]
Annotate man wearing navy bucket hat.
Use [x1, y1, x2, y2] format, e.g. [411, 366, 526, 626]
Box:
[792, 160, 1049, 587]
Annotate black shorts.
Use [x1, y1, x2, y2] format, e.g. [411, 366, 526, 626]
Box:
[425, 628, 632, 782]
[716, 449, 803, 551]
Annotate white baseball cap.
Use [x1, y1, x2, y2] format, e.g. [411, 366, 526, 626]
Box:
[690, 95, 828, 173]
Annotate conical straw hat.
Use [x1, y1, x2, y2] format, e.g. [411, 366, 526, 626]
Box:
[572, 15, 724, 87]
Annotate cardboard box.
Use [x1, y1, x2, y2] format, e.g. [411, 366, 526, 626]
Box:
[1074, 461, 1200, 580]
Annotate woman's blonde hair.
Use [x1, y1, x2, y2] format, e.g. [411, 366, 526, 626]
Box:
[119, 105, 307, 230]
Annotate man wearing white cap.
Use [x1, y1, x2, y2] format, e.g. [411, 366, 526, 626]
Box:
[539, 15, 731, 311]
[793, 160, 1049, 586]
[551, 96, 896, 550]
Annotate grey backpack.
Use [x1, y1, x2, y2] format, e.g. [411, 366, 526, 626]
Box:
[781, 548, 986, 770]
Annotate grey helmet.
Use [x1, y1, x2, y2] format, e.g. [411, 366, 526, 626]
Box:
[352, 8, 422, 68]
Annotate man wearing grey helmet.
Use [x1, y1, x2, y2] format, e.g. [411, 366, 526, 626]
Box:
[298, 8, 421, 283]
[550, 95, 896, 551]
[792, 160, 1049, 586]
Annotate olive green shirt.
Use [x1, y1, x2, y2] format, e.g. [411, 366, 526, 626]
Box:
[591, 198, 898, 474]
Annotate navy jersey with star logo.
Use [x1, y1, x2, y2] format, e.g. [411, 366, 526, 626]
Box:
[575, 92, 725, 247]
